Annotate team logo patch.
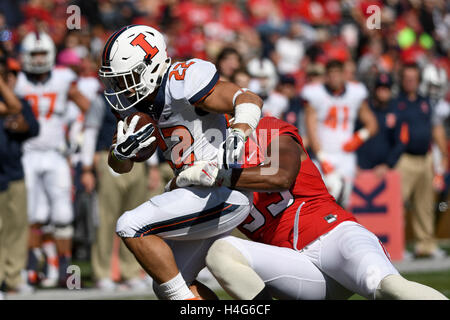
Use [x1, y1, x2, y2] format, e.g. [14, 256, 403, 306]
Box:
[324, 214, 337, 224]
[386, 113, 396, 128]
[421, 101, 429, 114]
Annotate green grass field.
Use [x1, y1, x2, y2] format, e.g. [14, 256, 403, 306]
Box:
[212, 269, 450, 300]
[72, 258, 450, 300]
[70, 242, 450, 300]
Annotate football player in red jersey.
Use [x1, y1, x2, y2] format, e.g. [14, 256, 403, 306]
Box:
[174, 117, 447, 300]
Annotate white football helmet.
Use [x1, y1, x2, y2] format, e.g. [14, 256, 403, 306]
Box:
[21, 31, 56, 74]
[98, 25, 171, 111]
[247, 57, 278, 96]
[420, 63, 448, 100]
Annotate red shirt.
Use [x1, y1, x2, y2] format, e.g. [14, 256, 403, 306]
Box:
[238, 117, 357, 250]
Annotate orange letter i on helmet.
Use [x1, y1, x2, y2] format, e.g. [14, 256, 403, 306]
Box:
[130, 33, 159, 60]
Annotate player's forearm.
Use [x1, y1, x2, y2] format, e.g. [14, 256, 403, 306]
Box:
[75, 95, 91, 113]
[230, 166, 294, 192]
[69, 89, 90, 113]
[81, 127, 99, 169]
[304, 106, 321, 155]
[433, 124, 449, 172]
[433, 124, 448, 158]
[359, 102, 378, 137]
[108, 149, 134, 174]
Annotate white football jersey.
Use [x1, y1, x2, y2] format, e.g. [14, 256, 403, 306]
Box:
[117, 58, 225, 173]
[15, 67, 77, 152]
[301, 82, 368, 154]
[262, 91, 289, 118]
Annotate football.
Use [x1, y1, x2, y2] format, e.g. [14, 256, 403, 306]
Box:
[123, 111, 159, 162]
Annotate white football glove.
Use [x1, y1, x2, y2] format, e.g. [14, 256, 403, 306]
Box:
[112, 115, 156, 161]
[322, 171, 345, 203]
[217, 128, 246, 169]
[165, 161, 232, 191]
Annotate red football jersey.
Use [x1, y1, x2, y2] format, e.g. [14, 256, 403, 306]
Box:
[238, 117, 357, 250]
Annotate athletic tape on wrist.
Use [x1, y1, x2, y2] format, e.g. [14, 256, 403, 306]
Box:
[234, 103, 261, 131]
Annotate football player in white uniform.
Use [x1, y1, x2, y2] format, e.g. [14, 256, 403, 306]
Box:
[15, 32, 90, 287]
[303, 60, 378, 208]
[98, 25, 263, 300]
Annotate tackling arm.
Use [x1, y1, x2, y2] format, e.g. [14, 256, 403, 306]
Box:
[229, 135, 304, 192]
[174, 135, 305, 192]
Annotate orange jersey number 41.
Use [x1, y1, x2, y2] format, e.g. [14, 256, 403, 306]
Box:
[324, 105, 349, 130]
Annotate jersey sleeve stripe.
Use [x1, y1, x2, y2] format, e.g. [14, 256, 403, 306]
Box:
[188, 71, 220, 105]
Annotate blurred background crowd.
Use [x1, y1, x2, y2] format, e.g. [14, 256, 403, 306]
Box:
[0, 0, 449, 297]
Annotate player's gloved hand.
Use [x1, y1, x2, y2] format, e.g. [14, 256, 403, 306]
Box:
[217, 128, 246, 169]
[342, 128, 370, 152]
[433, 174, 445, 192]
[322, 171, 345, 203]
[112, 115, 156, 161]
[317, 151, 334, 175]
[174, 161, 232, 189]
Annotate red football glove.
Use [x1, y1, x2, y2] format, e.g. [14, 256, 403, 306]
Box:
[342, 128, 370, 152]
[321, 160, 335, 174]
[317, 151, 334, 174]
[433, 174, 445, 192]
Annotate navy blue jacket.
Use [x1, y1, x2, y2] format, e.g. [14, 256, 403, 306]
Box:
[0, 98, 40, 183]
[391, 92, 433, 156]
[357, 100, 400, 169]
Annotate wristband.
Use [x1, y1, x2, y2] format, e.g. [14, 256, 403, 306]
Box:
[111, 148, 125, 162]
[356, 128, 370, 142]
[232, 88, 249, 106]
